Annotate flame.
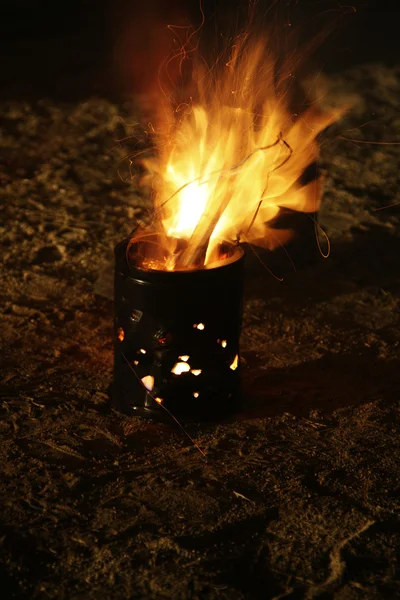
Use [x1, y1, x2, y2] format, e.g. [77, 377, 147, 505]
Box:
[171, 362, 191, 375]
[230, 355, 239, 371]
[139, 35, 343, 270]
[141, 375, 154, 391]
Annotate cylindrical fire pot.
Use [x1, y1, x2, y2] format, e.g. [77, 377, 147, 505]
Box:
[113, 237, 244, 421]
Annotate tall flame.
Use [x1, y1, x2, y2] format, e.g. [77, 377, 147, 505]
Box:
[139, 34, 342, 270]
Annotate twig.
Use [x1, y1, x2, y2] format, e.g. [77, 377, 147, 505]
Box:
[304, 519, 376, 598]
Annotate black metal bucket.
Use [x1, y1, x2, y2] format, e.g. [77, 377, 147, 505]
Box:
[113, 236, 244, 421]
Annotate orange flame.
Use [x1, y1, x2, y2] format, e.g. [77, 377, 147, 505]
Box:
[138, 34, 343, 270]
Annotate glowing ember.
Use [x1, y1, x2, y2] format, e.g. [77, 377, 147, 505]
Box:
[136, 35, 342, 271]
[155, 397, 163, 404]
[194, 323, 205, 330]
[117, 327, 124, 342]
[139, 348, 147, 354]
[171, 362, 191, 375]
[218, 339, 228, 348]
[193, 392, 200, 398]
[191, 369, 202, 376]
[230, 355, 239, 371]
[178, 355, 190, 362]
[141, 375, 154, 391]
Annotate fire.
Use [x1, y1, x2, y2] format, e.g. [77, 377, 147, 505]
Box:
[230, 355, 239, 371]
[141, 375, 154, 391]
[171, 361, 191, 375]
[137, 35, 343, 271]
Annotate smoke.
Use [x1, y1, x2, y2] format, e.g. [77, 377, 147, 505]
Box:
[112, 0, 190, 96]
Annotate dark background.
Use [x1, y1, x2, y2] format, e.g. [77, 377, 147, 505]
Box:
[1, 0, 399, 101]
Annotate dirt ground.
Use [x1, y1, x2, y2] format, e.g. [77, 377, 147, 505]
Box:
[1, 63, 400, 599]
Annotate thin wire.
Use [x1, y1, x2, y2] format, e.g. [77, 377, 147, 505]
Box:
[307, 212, 331, 258]
[151, 135, 284, 224]
[245, 134, 293, 236]
[337, 136, 400, 146]
[120, 351, 206, 458]
[373, 202, 400, 211]
[241, 233, 284, 282]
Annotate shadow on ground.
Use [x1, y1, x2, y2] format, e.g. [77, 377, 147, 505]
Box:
[241, 351, 399, 418]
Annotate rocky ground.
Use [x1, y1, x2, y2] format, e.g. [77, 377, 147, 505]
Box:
[1, 63, 400, 599]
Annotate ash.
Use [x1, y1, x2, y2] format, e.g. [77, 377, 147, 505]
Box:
[1, 64, 400, 599]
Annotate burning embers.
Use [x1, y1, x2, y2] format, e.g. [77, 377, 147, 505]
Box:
[113, 33, 342, 419]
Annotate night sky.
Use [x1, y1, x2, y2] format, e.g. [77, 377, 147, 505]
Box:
[1, 0, 399, 100]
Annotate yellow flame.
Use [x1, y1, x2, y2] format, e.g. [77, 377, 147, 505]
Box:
[171, 362, 191, 375]
[141, 36, 343, 270]
[230, 355, 239, 371]
[141, 375, 154, 391]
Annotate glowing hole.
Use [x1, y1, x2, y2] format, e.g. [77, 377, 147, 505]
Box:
[141, 375, 154, 391]
[158, 332, 172, 345]
[171, 362, 191, 375]
[130, 310, 143, 322]
[193, 323, 205, 330]
[139, 348, 146, 354]
[179, 355, 190, 362]
[117, 327, 124, 342]
[191, 369, 202, 376]
[230, 355, 239, 371]
[193, 392, 200, 398]
[155, 397, 163, 404]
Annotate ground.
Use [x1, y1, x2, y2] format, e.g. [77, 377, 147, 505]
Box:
[0, 63, 399, 599]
